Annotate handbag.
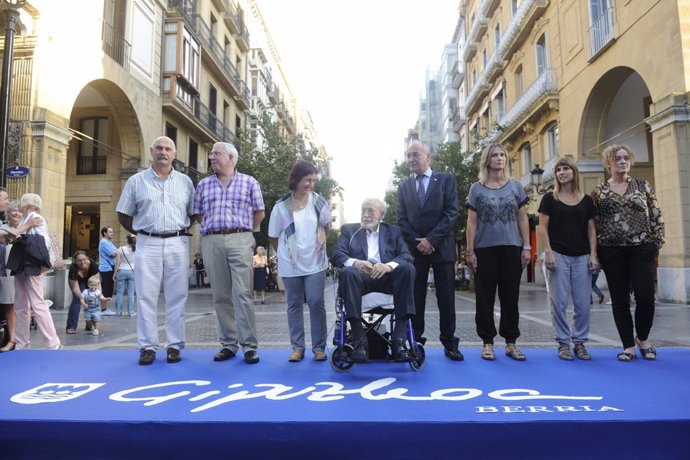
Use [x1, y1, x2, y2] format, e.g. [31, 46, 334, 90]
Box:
[42, 233, 64, 272]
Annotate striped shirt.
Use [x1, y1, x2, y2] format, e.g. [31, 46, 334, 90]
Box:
[116, 168, 195, 233]
[193, 172, 264, 235]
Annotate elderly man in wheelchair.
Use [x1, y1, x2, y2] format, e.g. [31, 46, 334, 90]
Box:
[330, 197, 416, 363]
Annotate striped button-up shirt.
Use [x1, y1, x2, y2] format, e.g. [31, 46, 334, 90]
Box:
[116, 168, 195, 233]
[193, 172, 264, 235]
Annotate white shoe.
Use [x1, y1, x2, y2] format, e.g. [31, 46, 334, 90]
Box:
[50, 344, 64, 350]
[92, 329, 100, 336]
[101, 309, 116, 316]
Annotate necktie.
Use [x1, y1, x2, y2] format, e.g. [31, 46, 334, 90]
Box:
[416, 175, 426, 207]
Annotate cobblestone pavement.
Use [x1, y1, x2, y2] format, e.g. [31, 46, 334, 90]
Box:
[34, 278, 690, 353]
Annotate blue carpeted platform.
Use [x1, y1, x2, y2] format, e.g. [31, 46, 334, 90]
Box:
[2, 348, 690, 459]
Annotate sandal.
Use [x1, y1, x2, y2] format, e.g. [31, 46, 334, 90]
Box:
[481, 344, 495, 361]
[505, 344, 527, 361]
[617, 351, 636, 362]
[66, 328, 76, 335]
[573, 343, 592, 360]
[0, 341, 16, 352]
[635, 337, 657, 361]
[557, 344, 573, 361]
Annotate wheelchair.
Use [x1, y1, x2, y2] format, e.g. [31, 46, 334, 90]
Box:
[330, 291, 426, 372]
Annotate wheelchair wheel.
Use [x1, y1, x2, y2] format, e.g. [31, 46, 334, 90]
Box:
[330, 344, 355, 373]
[409, 343, 425, 371]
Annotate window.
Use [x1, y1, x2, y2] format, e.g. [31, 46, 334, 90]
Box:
[521, 143, 532, 175]
[515, 64, 524, 97]
[494, 88, 505, 123]
[536, 34, 547, 76]
[163, 21, 200, 109]
[77, 117, 108, 175]
[494, 24, 501, 48]
[589, 0, 614, 56]
[511, 0, 518, 16]
[189, 139, 198, 170]
[546, 123, 559, 159]
[482, 49, 487, 68]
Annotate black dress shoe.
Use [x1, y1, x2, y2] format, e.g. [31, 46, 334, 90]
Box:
[244, 350, 260, 364]
[350, 340, 370, 363]
[444, 348, 464, 361]
[213, 348, 236, 362]
[138, 349, 155, 366]
[166, 347, 181, 363]
[390, 340, 412, 362]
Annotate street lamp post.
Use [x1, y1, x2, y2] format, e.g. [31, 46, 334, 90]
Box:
[530, 164, 546, 194]
[0, 0, 25, 188]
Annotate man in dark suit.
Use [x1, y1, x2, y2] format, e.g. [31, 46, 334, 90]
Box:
[331, 198, 416, 363]
[396, 140, 463, 361]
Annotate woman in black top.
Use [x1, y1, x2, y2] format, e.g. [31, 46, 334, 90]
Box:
[538, 157, 598, 361]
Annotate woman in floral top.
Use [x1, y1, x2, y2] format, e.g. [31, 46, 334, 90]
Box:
[591, 144, 664, 362]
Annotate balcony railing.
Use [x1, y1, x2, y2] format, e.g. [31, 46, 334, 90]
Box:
[172, 159, 205, 186]
[224, 1, 250, 51]
[589, 6, 615, 57]
[168, 0, 197, 28]
[193, 15, 251, 107]
[192, 96, 239, 145]
[101, 20, 131, 70]
[77, 155, 107, 175]
[485, 69, 558, 143]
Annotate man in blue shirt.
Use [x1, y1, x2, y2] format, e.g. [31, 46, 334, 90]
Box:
[98, 226, 117, 315]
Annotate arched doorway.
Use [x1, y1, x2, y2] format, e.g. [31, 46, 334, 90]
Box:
[65, 80, 142, 257]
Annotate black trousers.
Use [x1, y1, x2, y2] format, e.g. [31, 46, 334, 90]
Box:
[598, 243, 657, 349]
[474, 246, 522, 344]
[411, 255, 458, 350]
[339, 263, 416, 318]
[100, 271, 114, 298]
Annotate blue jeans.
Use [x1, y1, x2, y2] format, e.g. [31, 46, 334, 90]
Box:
[115, 269, 136, 316]
[283, 271, 327, 354]
[545, 252, 591, 344]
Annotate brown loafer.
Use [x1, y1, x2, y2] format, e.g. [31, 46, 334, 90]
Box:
[288, 349, 305, 362]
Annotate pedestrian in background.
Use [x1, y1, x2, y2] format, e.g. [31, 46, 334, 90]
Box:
[98, 226, 117, 315]
[252, 246, 268, 304]
[114, 234, 137, 317]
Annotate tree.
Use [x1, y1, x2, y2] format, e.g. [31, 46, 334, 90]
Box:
[238, 111, 339, 250]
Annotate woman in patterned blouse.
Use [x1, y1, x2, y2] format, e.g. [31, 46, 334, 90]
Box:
[591, 145, 664, 362]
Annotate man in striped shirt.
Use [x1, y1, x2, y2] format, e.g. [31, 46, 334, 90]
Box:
[193, 142, 265, 365]
[116, 136, 195, 366]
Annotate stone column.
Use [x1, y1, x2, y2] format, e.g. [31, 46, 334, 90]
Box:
[647, 92, 690, 303]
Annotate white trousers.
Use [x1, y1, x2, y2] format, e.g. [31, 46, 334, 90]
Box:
[134, 234, 189, 350]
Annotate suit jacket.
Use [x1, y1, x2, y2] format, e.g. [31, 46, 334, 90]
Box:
[330, 223, 413, 268]
[396, 171, 458, 263]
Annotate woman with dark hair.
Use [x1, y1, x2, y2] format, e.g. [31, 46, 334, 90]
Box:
[114, 234, 137, 316]
[465, 143, 530, 361]
[538, 157, 598, 361]
[591, 144, 664, 361]
[268, 160, 331, 362]
[67, 250, 99, 333]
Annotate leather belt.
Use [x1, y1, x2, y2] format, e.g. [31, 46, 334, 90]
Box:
[137, 230, 190, 238]
[206, 229, 252, 235]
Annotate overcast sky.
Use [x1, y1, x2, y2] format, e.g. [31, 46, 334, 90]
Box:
[256, 0, 460, 221]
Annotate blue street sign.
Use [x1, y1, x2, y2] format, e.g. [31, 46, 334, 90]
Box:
[6, 165, 29, 178]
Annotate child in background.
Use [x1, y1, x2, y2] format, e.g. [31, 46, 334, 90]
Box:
[82, 275, 107, 336]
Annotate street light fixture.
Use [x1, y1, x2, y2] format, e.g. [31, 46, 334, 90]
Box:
[530, 164, 546, 194]
[0, 0, 25, 187]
